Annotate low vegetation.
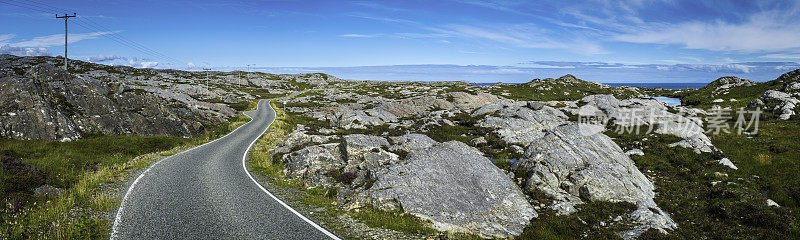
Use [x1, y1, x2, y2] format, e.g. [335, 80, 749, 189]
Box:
[486, 76, 642, 101]
[0, 102, 258, 239]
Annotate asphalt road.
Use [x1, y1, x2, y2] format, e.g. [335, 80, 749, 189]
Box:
[111, 99, 338, 240]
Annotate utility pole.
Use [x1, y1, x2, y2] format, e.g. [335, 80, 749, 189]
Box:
[245, 64, 255, 86]
[202, 68, 211, 88]
[56, 13, 77, 71]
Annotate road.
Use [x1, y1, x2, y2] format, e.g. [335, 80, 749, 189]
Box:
[111, 99, 339, 240]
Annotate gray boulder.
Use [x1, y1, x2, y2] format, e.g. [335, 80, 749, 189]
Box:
[282, 143, 344, 186]
[475, 101, 567, 146]
[389, 134, 438, 153]
[361, 141, 536, 238]
[514, 124, 676, 236]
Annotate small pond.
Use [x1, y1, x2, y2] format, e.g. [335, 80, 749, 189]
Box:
[649, 96, 681, 107]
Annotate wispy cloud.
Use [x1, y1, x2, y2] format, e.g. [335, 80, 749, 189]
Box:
[760, 53, 800, 59]
[0, 34, 14, 43]
[429, 24, 608, 54]
[340, 34, 381, 38]
[9, 31, 118, 48]
[345, 13, 417, 24]
[527, 61, 800, 74]
[614, 11, 800, 52]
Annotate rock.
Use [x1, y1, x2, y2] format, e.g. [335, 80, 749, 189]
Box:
[748, 98, 764, 108]
[282, 143, 345, 185]
[475, 101, 567, 146]
[33, 184, 65, 197]
[668, 134, 715, 153]
[389, 134, 437, 153]
[718, 158, 738, 170]
[377, 96, 454, 117]
[626, 149, 645, 156]
[709, 76, 755, 94]
[514, 124, 676, 235]
[0, 62, 233, 141]
[362, 141, 536, 238]
[767, 199, 780, 207]
[755, 90, 800, 120]
[340, 134, 399, 178]
[571, 94, 716, 154]
[446, 92, 502, 110]
[712, 99, 724, 103]
[470, 136, 487, 146]
[333, 109, 398, 129]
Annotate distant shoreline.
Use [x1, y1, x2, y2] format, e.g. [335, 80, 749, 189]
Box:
[469, 82, 706, 89]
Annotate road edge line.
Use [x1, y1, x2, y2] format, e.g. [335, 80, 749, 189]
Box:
[242, 99, 343, 240]
[110, 103, 262, 239]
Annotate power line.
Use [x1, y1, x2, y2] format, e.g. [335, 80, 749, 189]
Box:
[71, 19, 183, 65]
[0, 0, 186, 67]
[0, 0, 53, 14]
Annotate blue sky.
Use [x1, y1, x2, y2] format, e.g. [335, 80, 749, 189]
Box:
[2, 0, 800, 83]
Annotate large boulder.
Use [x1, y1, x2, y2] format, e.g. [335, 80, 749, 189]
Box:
[361, 141, 536, 238]
[446, 92, 502, 110]
[514, 124, 676, 236]
[388, 133, 438, 153]
[474, 101, 568, 146]
[282, 143, 345, 186]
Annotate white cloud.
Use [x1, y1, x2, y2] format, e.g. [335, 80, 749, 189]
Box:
[86, 54, 123, 62]
[10, 31, 118, 48]
[0, 44, 51, 56]
[614, 11, 800, 52]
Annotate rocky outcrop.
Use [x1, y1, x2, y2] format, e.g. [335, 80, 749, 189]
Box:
[567, 95, 716, 154]
[361, 141, 536, 238]
[750, 90, 799, 120]
[446, 92, 502, 110]
[332, 109, 398, 129]
[708, 76, 755, 94]
[474, 101, 568, 146]
[0, 63, 233, 141]
[513, 124, 676, 237]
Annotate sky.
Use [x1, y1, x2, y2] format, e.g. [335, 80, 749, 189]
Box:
[2, 0, 800, 83]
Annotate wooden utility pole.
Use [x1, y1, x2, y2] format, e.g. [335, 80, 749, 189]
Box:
[202, 68, 211, 88]
[56, 13, 77, 71]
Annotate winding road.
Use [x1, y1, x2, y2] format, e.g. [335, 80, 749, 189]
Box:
[111, 99, 339, 240]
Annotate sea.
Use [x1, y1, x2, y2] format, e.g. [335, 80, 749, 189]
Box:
[470, 82, 706, 89]
[603, 82, 706, 89]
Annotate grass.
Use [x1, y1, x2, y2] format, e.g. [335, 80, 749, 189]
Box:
[519, 201, 637, 240]
[350, 205, 438, 235]
[0, 102, 259, 239]
[604, 126, 799, 239]
[486, 76, 642, 102]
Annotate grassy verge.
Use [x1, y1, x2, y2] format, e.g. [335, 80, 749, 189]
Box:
[0, 101, 259, 239]
[246, 102, 448, 239]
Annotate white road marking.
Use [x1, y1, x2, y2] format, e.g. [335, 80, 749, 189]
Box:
[110, 99, 340, 240]
[242, 100, 342, 240]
